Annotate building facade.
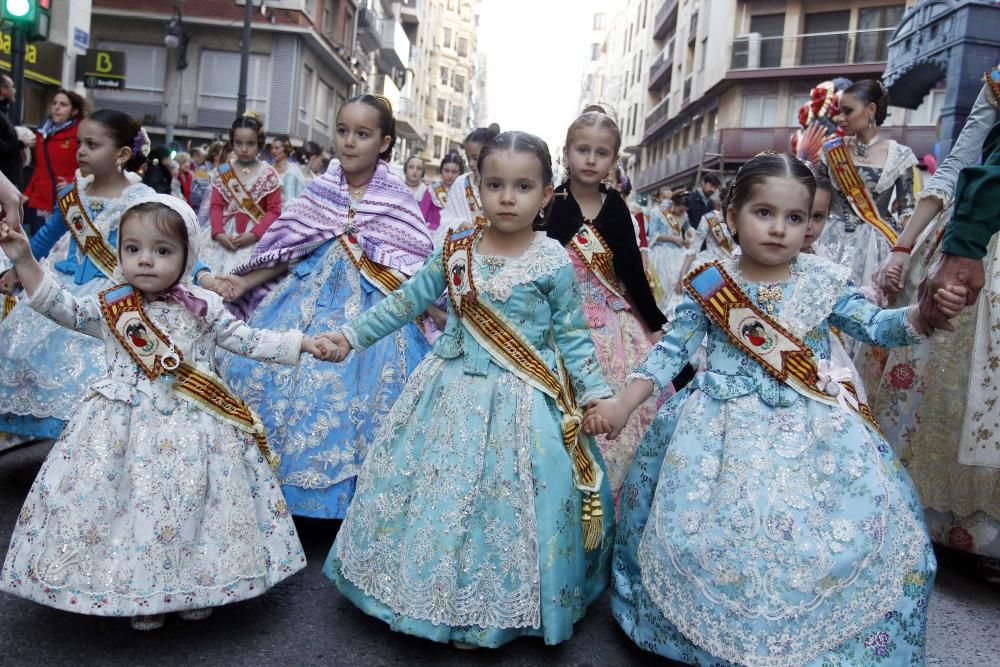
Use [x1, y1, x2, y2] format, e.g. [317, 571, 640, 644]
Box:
[585, 0, 941, 195]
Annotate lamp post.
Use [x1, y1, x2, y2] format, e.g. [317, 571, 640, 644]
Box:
[164, 4, 189, 71]
[236, 0, 253, 117]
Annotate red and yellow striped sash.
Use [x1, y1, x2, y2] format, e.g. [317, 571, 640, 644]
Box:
[824, 137, 899, 246]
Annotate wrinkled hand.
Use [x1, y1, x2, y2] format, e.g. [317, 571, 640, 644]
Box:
[232, 232, 259, 249]
[917, 253, 985, 331]
[584, 398, 629, 440]
[315, 331, 352, 362]
[213, 234, 239, 251]
[0, 269, 20, 294]
[874, 252, 910, 296]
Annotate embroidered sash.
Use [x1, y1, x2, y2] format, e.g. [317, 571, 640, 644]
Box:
[99, 284, 278, 467]
[338, 232, 405, 296]
[665, 213, 683, 235]
[985, 65, 1000, 108]
[568, 223, 627, 301]
[431, 180, 449, 208]
[464, 180, 487, 228]
[218, 162, 267, 224]
[443, 227, 605, 549]
[703, 211, 736, 257]
[1, 294, 15, 320]
[58, 183, 118, 279]
[683, 261, 880, 431]
[824, 137, 899, 246]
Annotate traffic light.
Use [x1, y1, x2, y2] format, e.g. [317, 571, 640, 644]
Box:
[1, 0, 38, 25]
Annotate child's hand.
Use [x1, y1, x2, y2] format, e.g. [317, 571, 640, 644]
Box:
[584, 398, 630, 440]
[232, 232, 259, 249]
[0, 215, 31, 263]
[933, 284, 967, 319]
[0, 268, 20, 295]
[208, 275, 248, 301]
[301, 335, 331, 360]
[583, 411, 611, 436]
[213, 234, 238, 251]
[198, 273, 226, 297]
[315, 331, 352, 362]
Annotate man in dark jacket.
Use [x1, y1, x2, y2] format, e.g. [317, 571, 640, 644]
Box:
[686, 173, 720, 229]
[0, 75, 24, 189]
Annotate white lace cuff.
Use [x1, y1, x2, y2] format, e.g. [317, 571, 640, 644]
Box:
[915, 187, 953, 211]
[903, 306, 927, 344]
[341, 324, 365, 352]
[627, 369, 666, 396]
[23, 272, 59, 313]
[579, 385, 613, 404]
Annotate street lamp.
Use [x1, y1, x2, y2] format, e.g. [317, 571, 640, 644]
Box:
[164, 4, 189, 70]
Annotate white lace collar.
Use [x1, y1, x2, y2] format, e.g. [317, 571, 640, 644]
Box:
[473, 232, 569, 302]
[718, 252, 851, 338]
[874, 140, 918, 193]
[72, 172, 155, 237]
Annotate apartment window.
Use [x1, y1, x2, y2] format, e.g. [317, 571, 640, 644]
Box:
[591, 43, 600, 61]
[341, 8, 354, 49]
[447, 0, 455, 10]
[314, 79, 333, 129]
[749, 13, 784, 68]
[632, 104, 639, 138]
[453, 73, 465, 94]
[199, 50, 270, 113]
[299, 64, 314, 123]
[436, 98, 447, 123]
[689, 11, 698, 40]
[434, 135, 444, 158]
[97, 41, 165, 103]
[457, 36, 469, 57]
[699, 37, 707, 70]
[802, 11, 850, 66]
[460, 3, 472, 21]
[787, 92, 810, 126]
[593, 13, 605, 30]
[323, 0, 337, 39]
[855, 5, 905, 63]
[741, 94, 778, 128]
[450, 105, 464, 129]
[440, 66, 450, 85]
[638, 50, 644, 82]
[304, 0, 316, 21]
[443, 27, 453, 49]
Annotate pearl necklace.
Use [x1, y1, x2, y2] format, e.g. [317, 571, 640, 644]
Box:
[852, 134, 881, 159]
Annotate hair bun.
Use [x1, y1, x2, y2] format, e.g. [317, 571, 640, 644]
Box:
[488, 123, 500, 133]
[582, 104, 607, 114]
[242, 110, 264, 123]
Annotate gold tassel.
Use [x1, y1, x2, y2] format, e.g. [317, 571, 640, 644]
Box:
[582, 492, 604, 551]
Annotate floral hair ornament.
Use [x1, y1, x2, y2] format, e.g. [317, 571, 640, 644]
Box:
[242, 109, 264, 124]
[132, 127, 152, 158]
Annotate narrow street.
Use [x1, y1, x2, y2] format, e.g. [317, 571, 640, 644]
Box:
[0, 440, 997, 666]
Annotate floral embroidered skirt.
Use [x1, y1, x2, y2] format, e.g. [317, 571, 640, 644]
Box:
[221, 240, 429, 518]
[2, 392, 305, 616]
[196, 217, 257, 276]
[612, 388, 935, 666]
[0, 271, 109, 441]
[325, 354, 613, 648]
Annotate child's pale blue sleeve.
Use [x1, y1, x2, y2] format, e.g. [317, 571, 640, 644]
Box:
[25, 272, 103, 338]
[342, 247, 446, 350]
[829, 287, 923, 347]
[632, 293, 708, 394]
[549, 263, 611, 404]
[29, 210, 68, 260]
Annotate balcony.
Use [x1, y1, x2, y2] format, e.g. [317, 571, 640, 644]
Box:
[647, 38, 675, 91]
[643, 95, 673, 135]
[395, 95, 424, 142]
[729, 27, 896, 73]
[400, 0, 420, 28]
[357, 7, 381, 53]
[652, 0, 679, 41]
[376, 17, 411, 73]
[635, 125, 937, 191]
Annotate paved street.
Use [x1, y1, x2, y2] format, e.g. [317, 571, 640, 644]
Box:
[0, 440, 997, 666]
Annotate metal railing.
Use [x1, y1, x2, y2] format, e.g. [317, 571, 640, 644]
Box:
[653, 0, 679, 40]
[729, 27, 896, 70]
[647, 38, 675, 90]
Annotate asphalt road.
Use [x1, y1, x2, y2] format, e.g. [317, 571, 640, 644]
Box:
[0, 440, 997, 666]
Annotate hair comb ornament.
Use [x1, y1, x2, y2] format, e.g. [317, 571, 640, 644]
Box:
[374, 95, 394, 115]
[242, 110, 264, 123]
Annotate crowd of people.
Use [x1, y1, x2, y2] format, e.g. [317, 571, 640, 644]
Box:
[0, 67, 995, 666]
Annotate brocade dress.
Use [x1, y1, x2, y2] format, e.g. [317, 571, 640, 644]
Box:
[325, 232, 614, 648]
[612, 253, 935, 666]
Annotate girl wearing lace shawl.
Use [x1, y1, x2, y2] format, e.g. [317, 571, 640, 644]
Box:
[586, 152, 967, 666]
[321, 132, 614, 649]
[212, 96, 433, 519]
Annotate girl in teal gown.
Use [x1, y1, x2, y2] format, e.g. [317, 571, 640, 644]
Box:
[587, 153, 968, 666]
[321, 132, 614, 648]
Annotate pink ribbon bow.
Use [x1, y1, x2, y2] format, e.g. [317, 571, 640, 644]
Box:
[154, 284, 209, 318]
[817, 359, 860, 413]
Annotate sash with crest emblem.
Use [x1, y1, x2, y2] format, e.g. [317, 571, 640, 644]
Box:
[823, 137, 899, 246]
[568, 223, 627, 301]
[57, 183, 118, 279]
[464, 180, 487, 228]
[683, 261, 880, 431]
[1, 294, 16, 320]
[217, 162, 267, 224]
[99, 284, 278, 467]
[431, 180, 449, 208]
[703, 211, 736, 257]
[443, 227, 606, 549]
[985, 65, 1000, 108]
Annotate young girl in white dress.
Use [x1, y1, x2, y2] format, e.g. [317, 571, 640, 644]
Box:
[0, 194, 332, 631]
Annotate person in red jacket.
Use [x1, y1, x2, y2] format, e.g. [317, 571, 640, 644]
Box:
[22, 89, 87, 233]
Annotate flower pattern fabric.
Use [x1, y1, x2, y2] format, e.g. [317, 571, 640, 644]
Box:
[325, 233, 614, 648]
[612, 253, 935, 666]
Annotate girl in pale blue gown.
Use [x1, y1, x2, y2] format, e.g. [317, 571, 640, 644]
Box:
[0, 110, 155, 440]
[217, 95, 433, 519]
[321, 132, 614, 648]
[586, 153, 968, 666]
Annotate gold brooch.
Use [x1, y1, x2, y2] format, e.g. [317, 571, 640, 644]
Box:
[757, 285, 783, 314]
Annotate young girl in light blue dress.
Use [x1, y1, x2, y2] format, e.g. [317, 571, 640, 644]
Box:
[321, 131, 614, 649]
[586, 152, 968, 666]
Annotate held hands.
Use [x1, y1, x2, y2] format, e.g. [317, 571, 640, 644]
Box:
[201, 274, 249, 302]
[0, 212, 32, 264]
[300, 336, 334, 361]
[917, 253, 986, 332]
[908, 284, 968, 335]
[583, 398, 632, 441]
[874, 252, 911, 296]
[314, 331, 352, 362]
